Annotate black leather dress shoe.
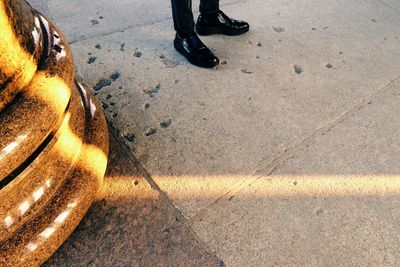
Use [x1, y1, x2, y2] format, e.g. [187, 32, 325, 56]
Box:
[196, 10, 249, 36]
[174, 32, 219, 68]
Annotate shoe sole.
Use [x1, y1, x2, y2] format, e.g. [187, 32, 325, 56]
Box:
[174, 39, 219, 68]
[196, 25, 249, 36]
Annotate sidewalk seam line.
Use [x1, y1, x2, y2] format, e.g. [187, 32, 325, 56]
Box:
[187, 72, 400, 225]
[69, 18, 172, 44]
[68, 0, 249, 44]
[109, 127, 184, 219]
[108, 127, 225, 264]
[375, 0, 400, 14]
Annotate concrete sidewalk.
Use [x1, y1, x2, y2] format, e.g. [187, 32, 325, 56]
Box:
[30, 0, 400, 266]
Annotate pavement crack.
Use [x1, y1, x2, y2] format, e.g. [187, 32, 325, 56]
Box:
[69, 17, 172, 44]
[109, 127, 186, 221]
[375, 0, 400, 14]
[68, 0, 250, 44]
[109, 127, 225, 264]
[188, 72, 400, 225]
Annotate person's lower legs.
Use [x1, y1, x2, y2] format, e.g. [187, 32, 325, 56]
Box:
[199, 0, 219, 15]
[171, 0, 248, 68]
[171, 0, 195, 35]
[171, 0, 219, 68]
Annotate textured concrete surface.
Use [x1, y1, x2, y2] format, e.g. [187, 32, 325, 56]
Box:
[45, 134, 221, 266]
[30, 0, 400, 265]
[191, 78, 400, 266]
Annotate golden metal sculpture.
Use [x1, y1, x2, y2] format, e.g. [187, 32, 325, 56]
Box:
[0, 0, 109, 265]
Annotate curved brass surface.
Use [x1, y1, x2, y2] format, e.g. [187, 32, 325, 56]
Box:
[0, 0, 109, 265]
[0, 88, 85, 241]
[0, 0, 43, 110]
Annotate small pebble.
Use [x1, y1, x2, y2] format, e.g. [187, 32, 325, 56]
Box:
[101, 102, 108, 109]
[326, 63, 333, 69]
[95, 44, 101, 49]
[90, 19, 99, 25]
[124, 133, 135, 142]
[160, 119, 172, 129]
[134, 50, 143, 58]
[272, 26, 285, 33]
[294, 64, 304, 74]
[143, 83, 161, 97]
[110, 70, 120, 81]
[93, 78, 112, 91]
[221, 60, 228, 65]
[241, 69, 253, 74]
[87, 56, 97, 64]
[145, 128, 157, 136]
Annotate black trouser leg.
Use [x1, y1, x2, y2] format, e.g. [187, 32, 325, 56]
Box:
[171, 0, 219, 34]
[199, 0, 219, 15]
[171, 0, 195, 35]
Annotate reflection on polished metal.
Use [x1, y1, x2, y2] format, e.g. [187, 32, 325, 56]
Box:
[0, 0, 109, 265]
